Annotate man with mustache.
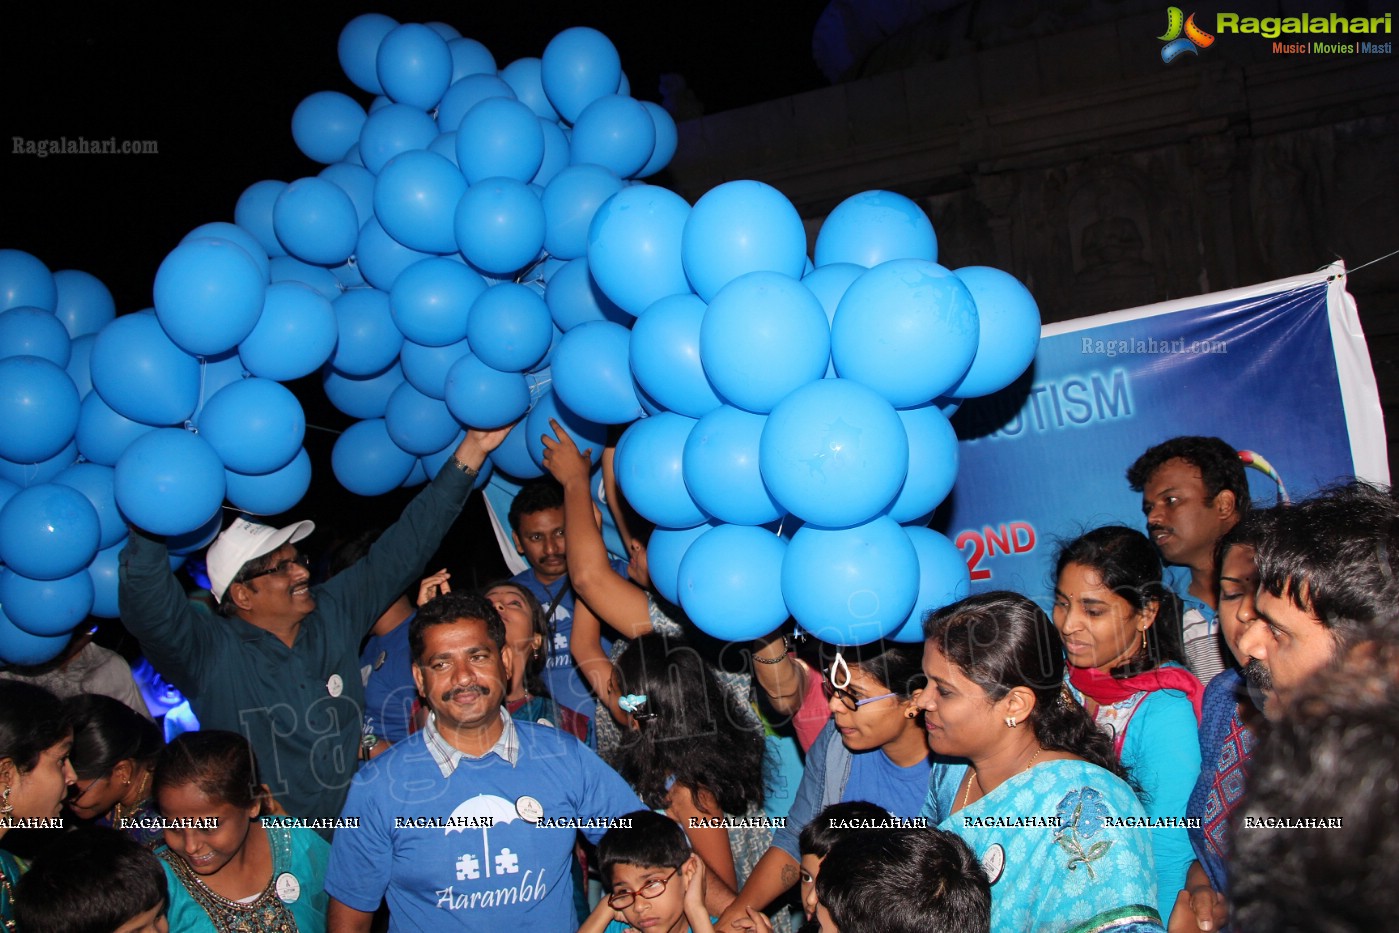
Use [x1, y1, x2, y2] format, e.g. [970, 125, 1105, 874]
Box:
[1127, 436, 1249, 685]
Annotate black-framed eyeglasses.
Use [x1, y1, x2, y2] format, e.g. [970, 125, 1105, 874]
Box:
[821, 678, 898, 712]
[607, 867, 679, 910]
[236, 552, 310, 586]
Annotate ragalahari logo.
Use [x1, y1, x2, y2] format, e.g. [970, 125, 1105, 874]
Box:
[1160, 7, 1216, 62]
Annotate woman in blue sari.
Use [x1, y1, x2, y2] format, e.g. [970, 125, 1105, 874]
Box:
[917, 592, 1165, 933]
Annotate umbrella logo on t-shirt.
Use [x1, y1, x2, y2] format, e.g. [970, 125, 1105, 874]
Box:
[447, 794, 522, 880]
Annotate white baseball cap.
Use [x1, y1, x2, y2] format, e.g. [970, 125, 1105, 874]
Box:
[206, 517, 315, 603]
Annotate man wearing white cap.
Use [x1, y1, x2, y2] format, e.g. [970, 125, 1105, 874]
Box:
[118, 428, 509, 826]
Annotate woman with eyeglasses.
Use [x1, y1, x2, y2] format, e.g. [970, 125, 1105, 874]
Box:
[714, 642, 928, 933]
[63, 693, 164, 846]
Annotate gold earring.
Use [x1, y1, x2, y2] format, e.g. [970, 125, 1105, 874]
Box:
[1, 785, 12, 814]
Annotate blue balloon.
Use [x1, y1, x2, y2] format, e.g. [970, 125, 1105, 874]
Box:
[569, 95, 655, 179]
[0, 483, 100, 580]
[454, 178, 546, 275]
[0, 441, 77, 488]
[338, 12, 398, 95]
[888, 405, 959, 524]
[499, 57, 559, 122]
[400, 336, 472, 399]
[86, 542, 123, 619]
[428, 131, 459, 166]
[376, 23, 453, 110]
[467, 283, 552, 372]
[636, 102, 678, 178]
[166, 510, 223, 555]
[760, 379, 909, 528]
[90, 314, 200, 425]
[488, 420, 545, 480]
[226, 448, 312, 516]
[455, 98, 546, 184]
[375, 150, 467, 253]
[355, 217, 436, 292]
[682, 181, 807, 302]
[333, 419, 417, 495]
[541, 27, 621, 124]
[0, 568, 93, 637]
[543, 165, 623, 261]
[196, 378, 305, 474]
[544, 258, 629, 330]
[425, 22, 460, 41]
[323, 362, 404, 419]
[358, 103, 439, 174]
[586, 185, 691, 317]
[292, 91, 367, 164]
[318, 162, 378, 227]
[0, 308, 71, 367]
[389, 257, 486, 347]
[76, 392, 157, 466]
[444, 354, 529, 429]
[678, 524, 788, 641]
[525, 389, 607, 470]
[239, 282, 338, 381]
[234, 180, 290, 258]
[532, 118, 571, 187]
[435, 74, 515, 133]
[0, 356, 79, 463]
[946, 266, 1042, 399]
[814, 190, 938, 268]
[331, 288, 403, 376]
[385, 381, 460, 455]
[272, 178, 359, 266]
[646, 521, 716, 605]
[831, 260, 980, 408]
[181, 223, 271, 283]
[268, 256, 341, 301]
[628, 293, 722, 418]
[683, 405, 784, 525]
[0, 249, 56, 312]
[614, 413, 706, 528]
[66, 333, 95, 399]
[53, 462, 126, 549]
[0, 602, 69, 666]
[552, 321, 642, 424]
[51, 270, 116, 339]
[888, 527, 972, 643]
[0, 478, 16, 514]
[154, 238, 267, 356]
[699, 272, 830, 414]
[447, 37, 496, 81]
[331, 258, 366, 289]
[781, 517, 919, 646]
[115, 429, 226, 537]
[189, 351, 247, 426]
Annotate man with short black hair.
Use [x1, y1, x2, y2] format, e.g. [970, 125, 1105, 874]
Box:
[15, 825, 168, 933]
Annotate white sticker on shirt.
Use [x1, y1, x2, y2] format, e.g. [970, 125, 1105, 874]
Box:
[276, 872, 301, 903]
[326, 674, 344, 698]
[982, 843, 1005, 885]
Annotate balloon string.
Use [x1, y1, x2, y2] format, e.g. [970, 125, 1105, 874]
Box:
[829, 650, 851, 690]
[305, 423, 343, 435]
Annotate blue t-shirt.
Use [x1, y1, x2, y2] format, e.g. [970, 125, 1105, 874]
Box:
[360, 613, 416, 744]
[325, 718, 644, 931]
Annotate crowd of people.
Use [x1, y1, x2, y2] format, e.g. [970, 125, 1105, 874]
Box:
[2, 431, 1397, 933]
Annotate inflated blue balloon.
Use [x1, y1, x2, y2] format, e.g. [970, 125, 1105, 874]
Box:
[552, 321, 642, 424]
[0, 483, 100, 580]
[781, 517, 919, 646]
[569, 95, 655, 179]
[188, 351, 247, 427]
[268, 256, 341, 301]
[647, 521, 715, 604]
[0, 355, 79, 463]
[358, 103, 439, 174]
[226, 448, 312, 516]
[152, 238, 266, 357]
[376, 23, 453, 110]
[333, 419, 417, 496]
[0, 479, 16, 514]
[499, 57, 558, 122]
[635, 101, 678, 178]
[814, 190, 938, 268]
[292, 91, 367, 164]
[272, 178, 359, 267]
[0, 249, 56, 312]
[166, 510, 223, 556]
[455, 97, 546, 184]
[525, 389, 607, 469]
[628, 293, 722, 418]
[0, 602, 69, 666]
[544, 258, 629, 331]
[0, 568, 93, 637]
[318, 161, 378, 227]
[181, 223, 271, 283]
[385, 381, 460, 455]
[389, 257, 485, 347]
[444, 354, 530, 429]
[239, 282, 338, 381]
[115, 429, 226, 537]
[682, 181, 807, 302]
[338, 12, 399, 95]
[331, 288, 403, 377]
[699, 272, 830, 414]
[466, 283, 552, 372]
[831, 260, 979, 408]
[541, 27, 621, 124]
[53, 463, 125, 549]
[614, 413, 706, 528]
[234, 180, 290, 258]
[801, 262, 864, 377]
[453, 177, 546, 275]
[428, 131, 459, 166]
[760, 379, 909, 529]
[0, 308, 71, 367]
[76, 392, 157, 466]
[945, 266, 1041, 399]
[86, 542, 122, 619]
[683, 406, 784, 525]
[0, 441, 76, 488]
[196, 378, 305, 475]
[331, 258, 367, 289]
[532, 118, 571, 187]
[323, 361, 404, 419]
[66, 334, 95, 399]
[436, 74, 516, 133]
[543, 165, 624, 261]
[368, 152, 462, 253]
[51, 270, 116, 339]
[356, 217, 436, 292]
[447, 36, 496, 81]
[586, 185, 691, 317]
[400, 336, 472, 399]
[678, 524, 788, 640]
[888, 404, 959, 524]
[888, 527, 972, 643]
[488, 420, 544, 480]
